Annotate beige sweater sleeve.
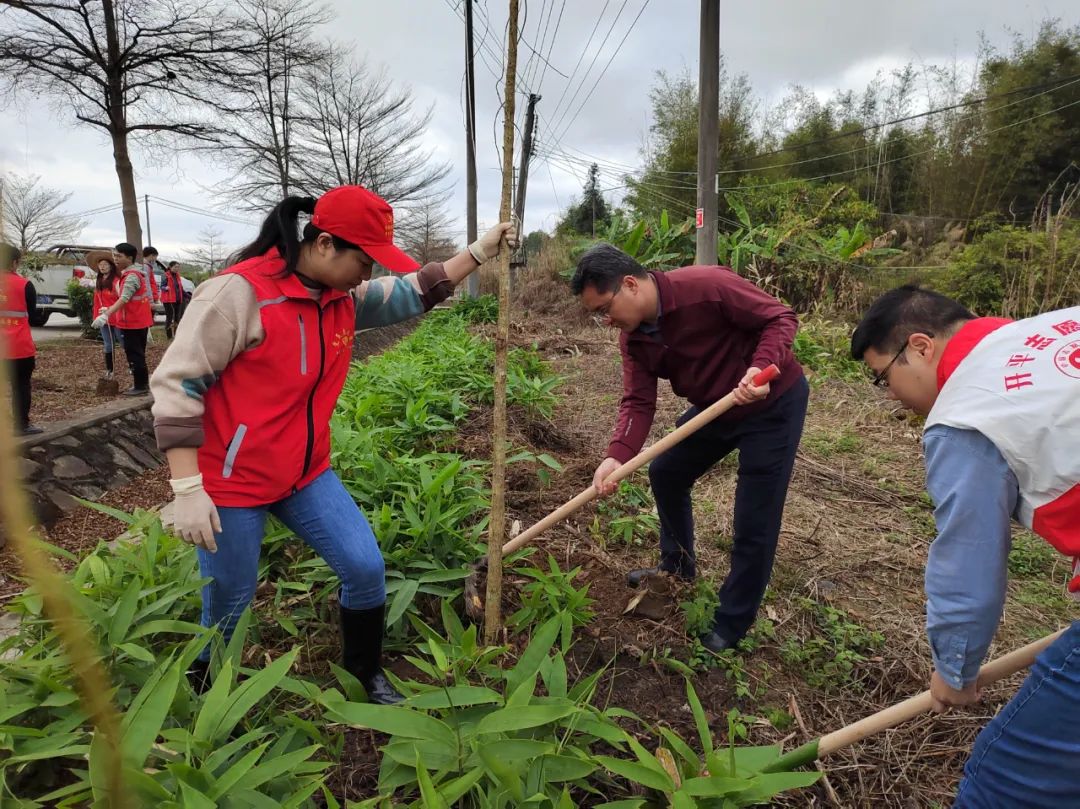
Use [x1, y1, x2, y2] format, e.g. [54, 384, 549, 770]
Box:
[150, 275, 265, 450]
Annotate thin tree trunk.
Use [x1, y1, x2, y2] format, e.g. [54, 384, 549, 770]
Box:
[483, 0, 519, 645]
[101, 0, 142, 249]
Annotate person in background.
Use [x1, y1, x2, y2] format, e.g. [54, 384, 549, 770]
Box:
[142, 245, 163, 304]
[92, 243, 153, 396]
[88, 253, 124, 378]
[149, 185, 515, 702]
[161, 261, 184, 339]
[1, 243, 42, 435]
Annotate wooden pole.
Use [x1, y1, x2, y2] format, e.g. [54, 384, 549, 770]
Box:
[694, 0, 719, 264]
[484, 0, 519, 644]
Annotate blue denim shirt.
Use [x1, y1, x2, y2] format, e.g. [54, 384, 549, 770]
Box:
[924, 425, 1019, 688]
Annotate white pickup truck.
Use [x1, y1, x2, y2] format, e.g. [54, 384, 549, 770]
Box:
[29, 244, 193, 325]
[27, 244, 103, 326]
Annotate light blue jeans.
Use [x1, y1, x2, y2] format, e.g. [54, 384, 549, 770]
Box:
[953, 620, 1080, 807]
[196, 469, 386, 661]
[100, 324, 123, 353]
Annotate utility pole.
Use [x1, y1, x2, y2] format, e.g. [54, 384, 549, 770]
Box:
[144, 194, 152, 247]
[514, 93, 541, 234]
[695, 0, 719, 265]
[464, 0, 480, 298]
[485, 0, 519, 644]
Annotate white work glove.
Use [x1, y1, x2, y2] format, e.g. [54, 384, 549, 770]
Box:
[468, 219, 520, 264]
[169, 473, 221, 553]
[98, 306, 109, 316]
[91, 314, 108, 329]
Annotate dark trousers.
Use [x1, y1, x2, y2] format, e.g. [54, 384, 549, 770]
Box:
[648, 375, 809, 642]
[121, 328, 149, 389]
[163, 302, 182, 338]
[7, 356, 35, 430]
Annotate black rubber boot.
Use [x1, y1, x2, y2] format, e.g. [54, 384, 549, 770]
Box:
[340, 603, 404, 705]
[104, 351, 113, 374]
[187, 658, 212, 695]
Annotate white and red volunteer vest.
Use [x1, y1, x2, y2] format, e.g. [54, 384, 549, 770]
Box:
[925, 307, 1080, 591]
[0, 272, 35, 359]
[198, 249, 356, 507]
[115, 267, 154, 329]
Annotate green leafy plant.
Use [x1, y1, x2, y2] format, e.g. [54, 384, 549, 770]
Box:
[594, 680, 821, 807]
[592, 480, 659, 547]
[507, 555, 595, 648]
[780, 598, 885, 690]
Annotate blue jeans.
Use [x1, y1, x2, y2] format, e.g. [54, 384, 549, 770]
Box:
[197, 469, 386, 661]
[953, 621, 1080, 808]
[100, 324, 123, 353]
[648, 376, 809, 642]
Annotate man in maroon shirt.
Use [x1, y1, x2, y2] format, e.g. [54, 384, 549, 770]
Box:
[572, 244, 808, 653]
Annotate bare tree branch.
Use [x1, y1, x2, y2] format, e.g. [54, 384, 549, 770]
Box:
[1, 172, 88, 252]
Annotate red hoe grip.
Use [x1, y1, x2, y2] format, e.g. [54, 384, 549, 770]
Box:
[752, 364, 781, 386]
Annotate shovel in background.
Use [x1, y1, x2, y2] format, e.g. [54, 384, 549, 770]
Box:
[762, 626, 1067, 773]
[465, 364, 782, 620]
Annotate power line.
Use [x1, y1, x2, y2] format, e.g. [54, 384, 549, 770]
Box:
[535, 0, 567, 89]
[548, 0, 630, 138]
[148, 196, 255, 227]
[550, 0, 651, 149]
[545, 0, 611, 126]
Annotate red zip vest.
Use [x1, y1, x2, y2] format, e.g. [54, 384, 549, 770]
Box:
[198, 250, 356, 506]
[1, 272, 35, 360]
[93, 278, 121, 327]
[115, 267, 154, 329]
[160, 270, 183, 304]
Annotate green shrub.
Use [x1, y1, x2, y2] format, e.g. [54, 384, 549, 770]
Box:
[66, 278, 97, 337]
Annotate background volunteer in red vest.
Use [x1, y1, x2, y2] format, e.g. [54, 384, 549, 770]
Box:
[92, 242, 153, 396]
[1, 243, 42, 435]
[852, 286, 1080, 807]
[149, 186, 516, 703]
[160, 260, 184, 339]
[141, 245, 163, 305]
[571, 244, 808, 654]
[88, 253, 124, 379]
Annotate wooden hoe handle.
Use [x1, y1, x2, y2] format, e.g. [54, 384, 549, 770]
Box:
[500, 364, 781, 556]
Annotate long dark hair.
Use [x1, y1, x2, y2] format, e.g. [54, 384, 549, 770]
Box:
[96, 258, 120, 291]
[229, 195, 361, 275]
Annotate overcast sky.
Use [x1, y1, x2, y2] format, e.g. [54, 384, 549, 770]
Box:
[1, 0, 1076, 261]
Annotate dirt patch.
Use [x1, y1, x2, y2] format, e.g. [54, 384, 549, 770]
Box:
[27, 330, 169, 426]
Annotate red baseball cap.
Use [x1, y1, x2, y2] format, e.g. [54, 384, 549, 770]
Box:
[310, 186, 420, 273]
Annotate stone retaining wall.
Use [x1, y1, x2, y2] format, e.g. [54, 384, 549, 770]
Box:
[17, 398, 161, 527]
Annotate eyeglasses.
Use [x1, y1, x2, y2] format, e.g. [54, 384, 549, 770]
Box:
[591, 285, 622, 324]
[870, 340, 909, 389]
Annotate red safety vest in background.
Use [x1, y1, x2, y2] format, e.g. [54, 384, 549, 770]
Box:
[0, 272, 35, 360]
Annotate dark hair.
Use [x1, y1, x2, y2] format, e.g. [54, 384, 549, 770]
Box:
[143, 246, 158, 257]
[114, 242, 138, 260]
[167, 261, 180, 269]
[570, 243, 648, 295]
[229, 195, 361, 275]
[851, 285, 975, 360]
[96, 257, 120, 290]
[0, 243, 21, 269]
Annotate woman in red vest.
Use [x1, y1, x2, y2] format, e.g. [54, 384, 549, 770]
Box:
[150, 186, 515, 702]
[160, 260, 184, 339]
[93, 242, 154, 395]
[1, 244, 41, 435]
[90, 255, 124, 378]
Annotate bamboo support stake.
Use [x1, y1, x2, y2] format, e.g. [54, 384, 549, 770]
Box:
[483, 0, 519, 644]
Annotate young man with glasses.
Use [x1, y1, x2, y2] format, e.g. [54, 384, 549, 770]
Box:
[851, 285, 1080, 807]
[571, 243, 808, 653]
